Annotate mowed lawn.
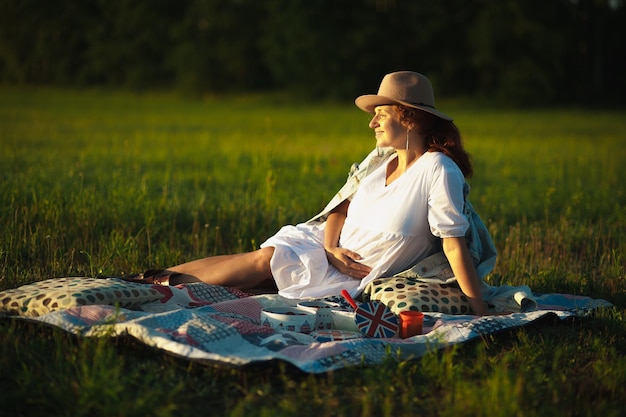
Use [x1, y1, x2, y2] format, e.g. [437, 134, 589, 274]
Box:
[1, 88, 625, 417]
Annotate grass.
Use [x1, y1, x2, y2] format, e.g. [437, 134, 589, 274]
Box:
[1, 87, 625, 416]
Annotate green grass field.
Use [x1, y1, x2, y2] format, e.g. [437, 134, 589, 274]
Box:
[1, 87, 625, 416]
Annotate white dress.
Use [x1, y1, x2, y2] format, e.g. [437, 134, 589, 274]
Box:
[261, 152, 469, 299]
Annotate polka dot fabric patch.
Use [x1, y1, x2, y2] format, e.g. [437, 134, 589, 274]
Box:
[0, 277, 164, 317]
[364, 277, 472, 315]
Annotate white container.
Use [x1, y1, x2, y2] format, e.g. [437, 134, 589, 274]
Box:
[297, 301, 340, 330]
[260, 307, 316, 334]
[330, 309, 359, 332]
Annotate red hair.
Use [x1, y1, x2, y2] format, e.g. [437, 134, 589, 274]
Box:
[395, 105, 473, 178]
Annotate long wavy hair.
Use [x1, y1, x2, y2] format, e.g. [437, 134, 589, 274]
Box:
[395, 105, 473, 178]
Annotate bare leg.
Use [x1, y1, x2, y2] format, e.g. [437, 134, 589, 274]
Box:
[162, 247, 275, 290]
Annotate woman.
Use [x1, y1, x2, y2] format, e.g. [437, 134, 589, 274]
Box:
[128, 71, 490, 315]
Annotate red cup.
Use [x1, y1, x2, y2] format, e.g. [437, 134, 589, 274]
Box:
[399, 311, 424, 338]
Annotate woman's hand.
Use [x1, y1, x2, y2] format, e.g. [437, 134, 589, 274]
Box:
[325, 246, 372, 280]
[322, 200, 370, 279]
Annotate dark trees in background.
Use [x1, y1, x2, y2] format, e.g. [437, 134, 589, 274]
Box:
[0, 0, 624, 105]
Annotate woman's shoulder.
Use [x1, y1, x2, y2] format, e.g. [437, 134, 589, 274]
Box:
[424, 151, 457, 167]
[423, 151, 464, 178]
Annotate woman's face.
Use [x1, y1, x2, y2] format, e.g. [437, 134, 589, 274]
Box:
[369, 105, 407, 148]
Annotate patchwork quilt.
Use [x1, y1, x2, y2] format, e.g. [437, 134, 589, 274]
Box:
[0, 277, 613, 374]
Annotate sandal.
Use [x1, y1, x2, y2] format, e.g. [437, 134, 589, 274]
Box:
[121, 269, 174, 286]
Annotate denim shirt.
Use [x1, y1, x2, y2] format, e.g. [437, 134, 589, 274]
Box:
[307, 147, 497, 281]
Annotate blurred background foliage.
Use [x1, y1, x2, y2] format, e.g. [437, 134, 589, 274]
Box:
[0, 0, 624, 106]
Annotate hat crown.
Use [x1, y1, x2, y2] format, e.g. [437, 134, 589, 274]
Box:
[354, 71, 452, 121]
[377, 71, 435, 107]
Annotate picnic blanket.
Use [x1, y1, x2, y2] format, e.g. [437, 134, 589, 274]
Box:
[0, 277, 613, 374]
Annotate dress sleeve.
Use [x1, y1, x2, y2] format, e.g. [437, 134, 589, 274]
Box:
[427, 155, 469, 238]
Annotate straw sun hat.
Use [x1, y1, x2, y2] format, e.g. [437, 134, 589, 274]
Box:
[355, 71, 452, 121]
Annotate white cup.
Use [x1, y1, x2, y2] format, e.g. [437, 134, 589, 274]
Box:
[297, 301, 340, 330]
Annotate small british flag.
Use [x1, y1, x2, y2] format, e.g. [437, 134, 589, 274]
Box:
[355, 301, 399, 338]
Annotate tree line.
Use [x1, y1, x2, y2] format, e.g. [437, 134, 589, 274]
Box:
[1, 0, 624, 105]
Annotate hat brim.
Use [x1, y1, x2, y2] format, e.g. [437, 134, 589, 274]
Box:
[355, 94, 453, 122]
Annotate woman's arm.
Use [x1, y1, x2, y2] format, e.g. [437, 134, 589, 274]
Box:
[323, 199, 348, 250]
[442, 236, 487, 315]
[324, 200, 371, 279]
